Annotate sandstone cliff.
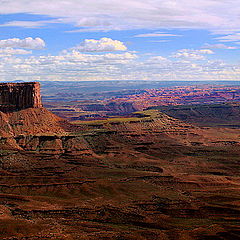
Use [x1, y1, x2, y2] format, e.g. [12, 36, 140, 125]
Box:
[0, 82, 42, 112]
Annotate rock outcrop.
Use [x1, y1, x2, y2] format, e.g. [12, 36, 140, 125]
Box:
[0, 82, 42, 112]
[0, 82, 66, 151]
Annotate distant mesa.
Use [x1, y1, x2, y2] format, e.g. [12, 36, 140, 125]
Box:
[0, 82, 42, 112]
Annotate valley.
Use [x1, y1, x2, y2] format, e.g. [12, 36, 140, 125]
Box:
[41, 82, 240, 123]
[0, 82, 240, 239]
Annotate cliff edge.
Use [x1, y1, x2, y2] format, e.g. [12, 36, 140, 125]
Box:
[0, 82, 70, 151]
[0, 82, 42, 112]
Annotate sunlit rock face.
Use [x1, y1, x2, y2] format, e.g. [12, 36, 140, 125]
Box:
[0, 82, 42, 112]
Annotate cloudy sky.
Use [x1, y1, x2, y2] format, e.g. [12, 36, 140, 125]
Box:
[0, 0, 240, 81]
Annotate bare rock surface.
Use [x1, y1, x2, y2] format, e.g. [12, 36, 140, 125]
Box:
[0, 82, 42, 112]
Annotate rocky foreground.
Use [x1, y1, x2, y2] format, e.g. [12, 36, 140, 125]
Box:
[0, 108, 240, 239]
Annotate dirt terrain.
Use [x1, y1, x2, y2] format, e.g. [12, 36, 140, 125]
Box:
[0, 107, 240, 239]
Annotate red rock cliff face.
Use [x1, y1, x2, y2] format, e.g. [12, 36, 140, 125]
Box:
[0, 82, 42, 112]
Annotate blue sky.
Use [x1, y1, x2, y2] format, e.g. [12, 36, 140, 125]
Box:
[0, 0, 240, 81]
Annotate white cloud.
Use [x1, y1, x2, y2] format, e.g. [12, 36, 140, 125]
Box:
[134, 32, 182, 38]
[0, 0, 239, 33]
[0, 35, 238, 82]
[172, 49, 214, 60]
[147, 56, 168, 62]
[199, 49, 214, 54]
[74, 38, 127, 52]
[202, 43, 237, 49]
[0, 20, 49, 28]
[215, 33, 240, 42]
[76, 17, 111, 28]
[0, 48, 239, 82]
[0, 48, 32, 56]
[149, 40, 170, 43]
[0, 37, 45, 49]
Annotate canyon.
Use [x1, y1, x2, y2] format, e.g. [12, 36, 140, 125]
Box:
[0, 82, 240, 240]
[42, 82, 240, 121]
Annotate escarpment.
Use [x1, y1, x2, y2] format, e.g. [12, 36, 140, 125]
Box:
[0, 82, 94, 155]
[0, 108, 95, 154]
[0, 82, 42, 112]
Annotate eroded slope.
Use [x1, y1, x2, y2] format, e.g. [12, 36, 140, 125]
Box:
[0, 109, 240, 239]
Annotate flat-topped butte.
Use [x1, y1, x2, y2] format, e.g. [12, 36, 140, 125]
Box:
[0, 82, 42, 112]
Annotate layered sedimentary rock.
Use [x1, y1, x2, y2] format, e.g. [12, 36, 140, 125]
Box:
[0, 82, 42, 112]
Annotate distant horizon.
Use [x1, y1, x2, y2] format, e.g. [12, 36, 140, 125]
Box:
[1, 80, 240, 83]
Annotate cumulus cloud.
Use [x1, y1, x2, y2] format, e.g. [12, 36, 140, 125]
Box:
[73, 38, 127, 52]
[0, 48, 32, 56]
[147, 56, 168, 62]
[0, 37, 45, 49]
[0, 50, 138, 81]
[172, 49, 214, 60]
[62, 50, 136, 63]
[0, 0, 239, 33]
[0, 47, 239, 82]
